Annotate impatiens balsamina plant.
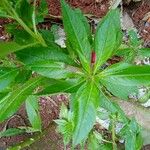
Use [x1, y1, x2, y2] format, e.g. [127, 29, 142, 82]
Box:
[0, 0, 150, 149]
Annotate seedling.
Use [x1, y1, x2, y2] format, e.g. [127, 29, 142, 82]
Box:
[0, 0, 150, 149]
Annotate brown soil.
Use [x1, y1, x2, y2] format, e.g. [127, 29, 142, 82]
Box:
[47, 0, 109, 17]
[0, 19, 11, 41]
[143, 145, 150, 150]
[134, 2, 150, 47]
[125, 1, 150, 47]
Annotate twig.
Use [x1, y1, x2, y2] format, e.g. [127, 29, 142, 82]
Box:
[111, 114, 117, 150]
[46, 13, 99, 21]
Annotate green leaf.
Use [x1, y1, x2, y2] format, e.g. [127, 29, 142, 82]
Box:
[25, 96, 41, 131]
[55, 104, 73, 145]
[101, 63, 150, 87]
[0, 41, 38, 58]
[18, 126, 40, 133]
[101, 79, 138, 100]
[15, 0, 33, 27]
[128, 30, 141, 48]
[116, 48, 150, 63]
[61, 0, 91, 71]
[0, 77, 42, 122]
[74, 9, 92, 44]
[6, 25, 35, 45]
[100, 144, 113, 150]
[94, 9, 122, 72]
[0, 67, 18, 92]
[0, 42, 21, 57]
[125, 133, 136, 150]
[36, 0, 48, 24]
[55, 119, 73, 145]
[15, 69, 32, 84]
[38, 78, 84, 95]
[0, 128, 25, 138]
[116, 48, 131, 57]
[100, 90, 128, 123]
[39, 30, 54, 46]
[88, 131, 102, 150]
[16, 46, 76, 66]
[0, 92, 9, 99]
[59, 103, 68, 119]
[0, 7, 11, 18]
[51, 25, 60, 41]
[138, 48, 150, 57]
[119, 119, 142, 150]
[73, 81, 100, 145]
[7, 0, 20, 8]
[116, 48, 135, 63]
[27, 61, 81, 79]
[136, 133, 143, 150]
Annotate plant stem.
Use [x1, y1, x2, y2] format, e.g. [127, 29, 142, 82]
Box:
[64, 145, 67, 150]
[32, 0, 38, 34]
[14, 15, 46, 47]
[71, 142, 75, 150]
[111, 117, 117, 150]
[102, 139, 113, 144]
[71, 146, 74, 150]
[80, 142, 85, 150]
[2, 0, 47, 47]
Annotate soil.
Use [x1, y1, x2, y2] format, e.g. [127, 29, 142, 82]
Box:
[143, 145, 150, 150]
[124, 0, 150, 47]
[47, 0, 109, 17]
[0, 19, 11, 41]
[0, 0, 150, 149]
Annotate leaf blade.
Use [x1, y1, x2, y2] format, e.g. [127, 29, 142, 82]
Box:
[0, 41, 38, 58]
[99, 90, 128, 123]
[0, 67, 18, 92]
[38, 78, 84, 95]
[61, 0, 91, 71]
[16, 46, 76, 66]
[27, 61, 81, 79]
[25, 96, 41, 131]
[0, 128, 25, 138]
[94, 9, 122, 72]
[73, 81, 100, 145]
[101, 63, 150, 86]
[0, 77, 42, 122]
